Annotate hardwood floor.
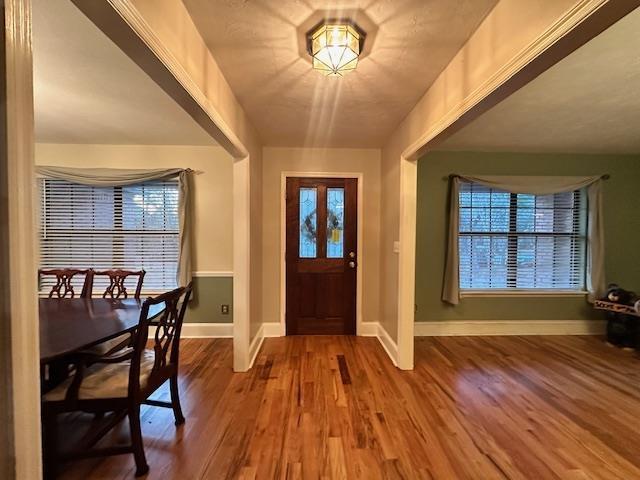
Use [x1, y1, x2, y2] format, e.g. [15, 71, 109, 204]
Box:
[57, 335, 640, 479]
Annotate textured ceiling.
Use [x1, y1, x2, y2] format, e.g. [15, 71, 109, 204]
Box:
[183, 0, 497, 148]
[438, 6, 640, 155]
[33, 0, 215, 145]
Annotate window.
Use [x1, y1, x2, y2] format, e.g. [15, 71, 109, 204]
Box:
[459, 182, 587, 291]
[299, 187, 318, 258]
[326, 187, 345, 258]
[39, 179, 179, 293]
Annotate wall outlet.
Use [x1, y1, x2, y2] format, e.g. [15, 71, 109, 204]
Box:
[221, 304, 230, 315]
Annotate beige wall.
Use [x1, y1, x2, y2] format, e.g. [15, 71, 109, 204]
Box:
[35, 143, 234, 273]
[379, 141, 401, 340]
[261, 147, 381, 329]
[249, 146, 263, 339]
[380, 0, 587, 344]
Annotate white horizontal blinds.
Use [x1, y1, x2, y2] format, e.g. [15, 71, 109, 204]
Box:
[459, 182, 587, 290]
[39, 179, 179, 294]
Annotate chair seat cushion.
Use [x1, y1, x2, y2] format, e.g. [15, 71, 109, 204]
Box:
[44, 349, 155, 402]
[86, 333, 132, 355]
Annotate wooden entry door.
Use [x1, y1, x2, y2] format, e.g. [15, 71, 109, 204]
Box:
[286, 177, 358, 335]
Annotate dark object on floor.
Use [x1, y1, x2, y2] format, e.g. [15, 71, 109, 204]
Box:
[605, 311, 638, 348]
[596, 284, 640, 348]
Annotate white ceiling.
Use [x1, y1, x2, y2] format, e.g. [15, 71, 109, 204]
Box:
[438, 6, 640, 155]
[182, 0, 497, 148]
[33, 0, 215, 145]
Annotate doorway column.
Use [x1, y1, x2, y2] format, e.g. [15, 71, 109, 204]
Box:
[3, 0, 43, 477]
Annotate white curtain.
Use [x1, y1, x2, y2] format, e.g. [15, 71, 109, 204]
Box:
[36, 166, 193, 287]
[442, 174, 606, 305]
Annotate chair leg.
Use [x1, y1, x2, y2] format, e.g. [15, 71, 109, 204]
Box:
[42, 409, 58, 480]
[128, 406, 149, 477]
[169, 373, 185, 425]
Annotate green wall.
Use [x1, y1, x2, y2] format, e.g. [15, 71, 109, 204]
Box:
[185, 276, 233, 323]
[415, 151, 640, 322]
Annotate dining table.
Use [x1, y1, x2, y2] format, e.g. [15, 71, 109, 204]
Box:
[39, 298, 165, 364]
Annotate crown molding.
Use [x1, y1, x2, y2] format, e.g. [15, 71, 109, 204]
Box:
[107, 0, 248, 158]
[70, 0, 248, 159]
[404, 0, 629, 160]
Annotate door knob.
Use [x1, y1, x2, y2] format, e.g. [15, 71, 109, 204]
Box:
[348, 261, 356, 269]
[349, 251, 356, 258]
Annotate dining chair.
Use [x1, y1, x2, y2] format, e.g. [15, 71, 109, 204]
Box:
[38, 268, 94, 299]
[88, 269, 146, 355]
[41, 282, 193, 479]
[93, 269, 146, 299]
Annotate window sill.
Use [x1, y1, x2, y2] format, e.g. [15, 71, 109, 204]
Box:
[460, 289, 588, 298]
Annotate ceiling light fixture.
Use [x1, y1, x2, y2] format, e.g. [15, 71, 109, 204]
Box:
[306, 20, 365, 77]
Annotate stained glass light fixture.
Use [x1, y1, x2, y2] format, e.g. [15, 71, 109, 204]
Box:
[307, 21, 365, 77]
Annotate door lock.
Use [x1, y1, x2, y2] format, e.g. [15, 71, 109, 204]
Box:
[349, 251, 356, 258]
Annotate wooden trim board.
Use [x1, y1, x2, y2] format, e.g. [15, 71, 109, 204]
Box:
[415, 320, 607, 337]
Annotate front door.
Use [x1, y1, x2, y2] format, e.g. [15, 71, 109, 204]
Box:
[285, 177, 357, 335]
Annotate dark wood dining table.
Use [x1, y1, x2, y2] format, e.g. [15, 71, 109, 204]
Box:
[39, 298, 165, 364]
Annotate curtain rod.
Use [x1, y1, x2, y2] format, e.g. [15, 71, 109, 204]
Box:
[442, 174, 610, 181]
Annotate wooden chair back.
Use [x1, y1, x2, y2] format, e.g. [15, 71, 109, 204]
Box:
[130, 283, 193, 397]
[38, 268, 93, 298]
[93, 269, 146, 299]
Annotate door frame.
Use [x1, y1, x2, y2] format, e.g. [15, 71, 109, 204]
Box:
[4, 0, 42, 477]
[280, 171, 364, 336]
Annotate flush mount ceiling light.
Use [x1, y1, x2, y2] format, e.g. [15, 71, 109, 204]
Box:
[306, 20, 366, 77]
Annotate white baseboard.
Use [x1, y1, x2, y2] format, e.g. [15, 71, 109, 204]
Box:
[263, 322, 285, 337]
[375, 323, 398, 366]
[181, 323, 233, 338]
[248, 324, 265, 369]
[192, 271, 233, 277]
[358, 322, 379, 336]
[415, 319, 606, 337]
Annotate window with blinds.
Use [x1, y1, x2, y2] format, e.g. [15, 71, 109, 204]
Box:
[39, 179, 179, 294]
[459, 182, 587, 291]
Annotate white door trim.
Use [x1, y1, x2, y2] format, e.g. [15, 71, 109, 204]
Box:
[396, 158, 417, 370]
[5, 0, 42, 477]
[232, 156, 252, 371]
[280, 172, 364, 336]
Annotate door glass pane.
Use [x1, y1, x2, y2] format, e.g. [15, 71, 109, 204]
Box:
[299, 187, 317, 258]
[327, 187, 345, 258]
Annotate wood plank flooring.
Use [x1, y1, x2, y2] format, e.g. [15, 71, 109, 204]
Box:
[57, 335, 640, 479]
